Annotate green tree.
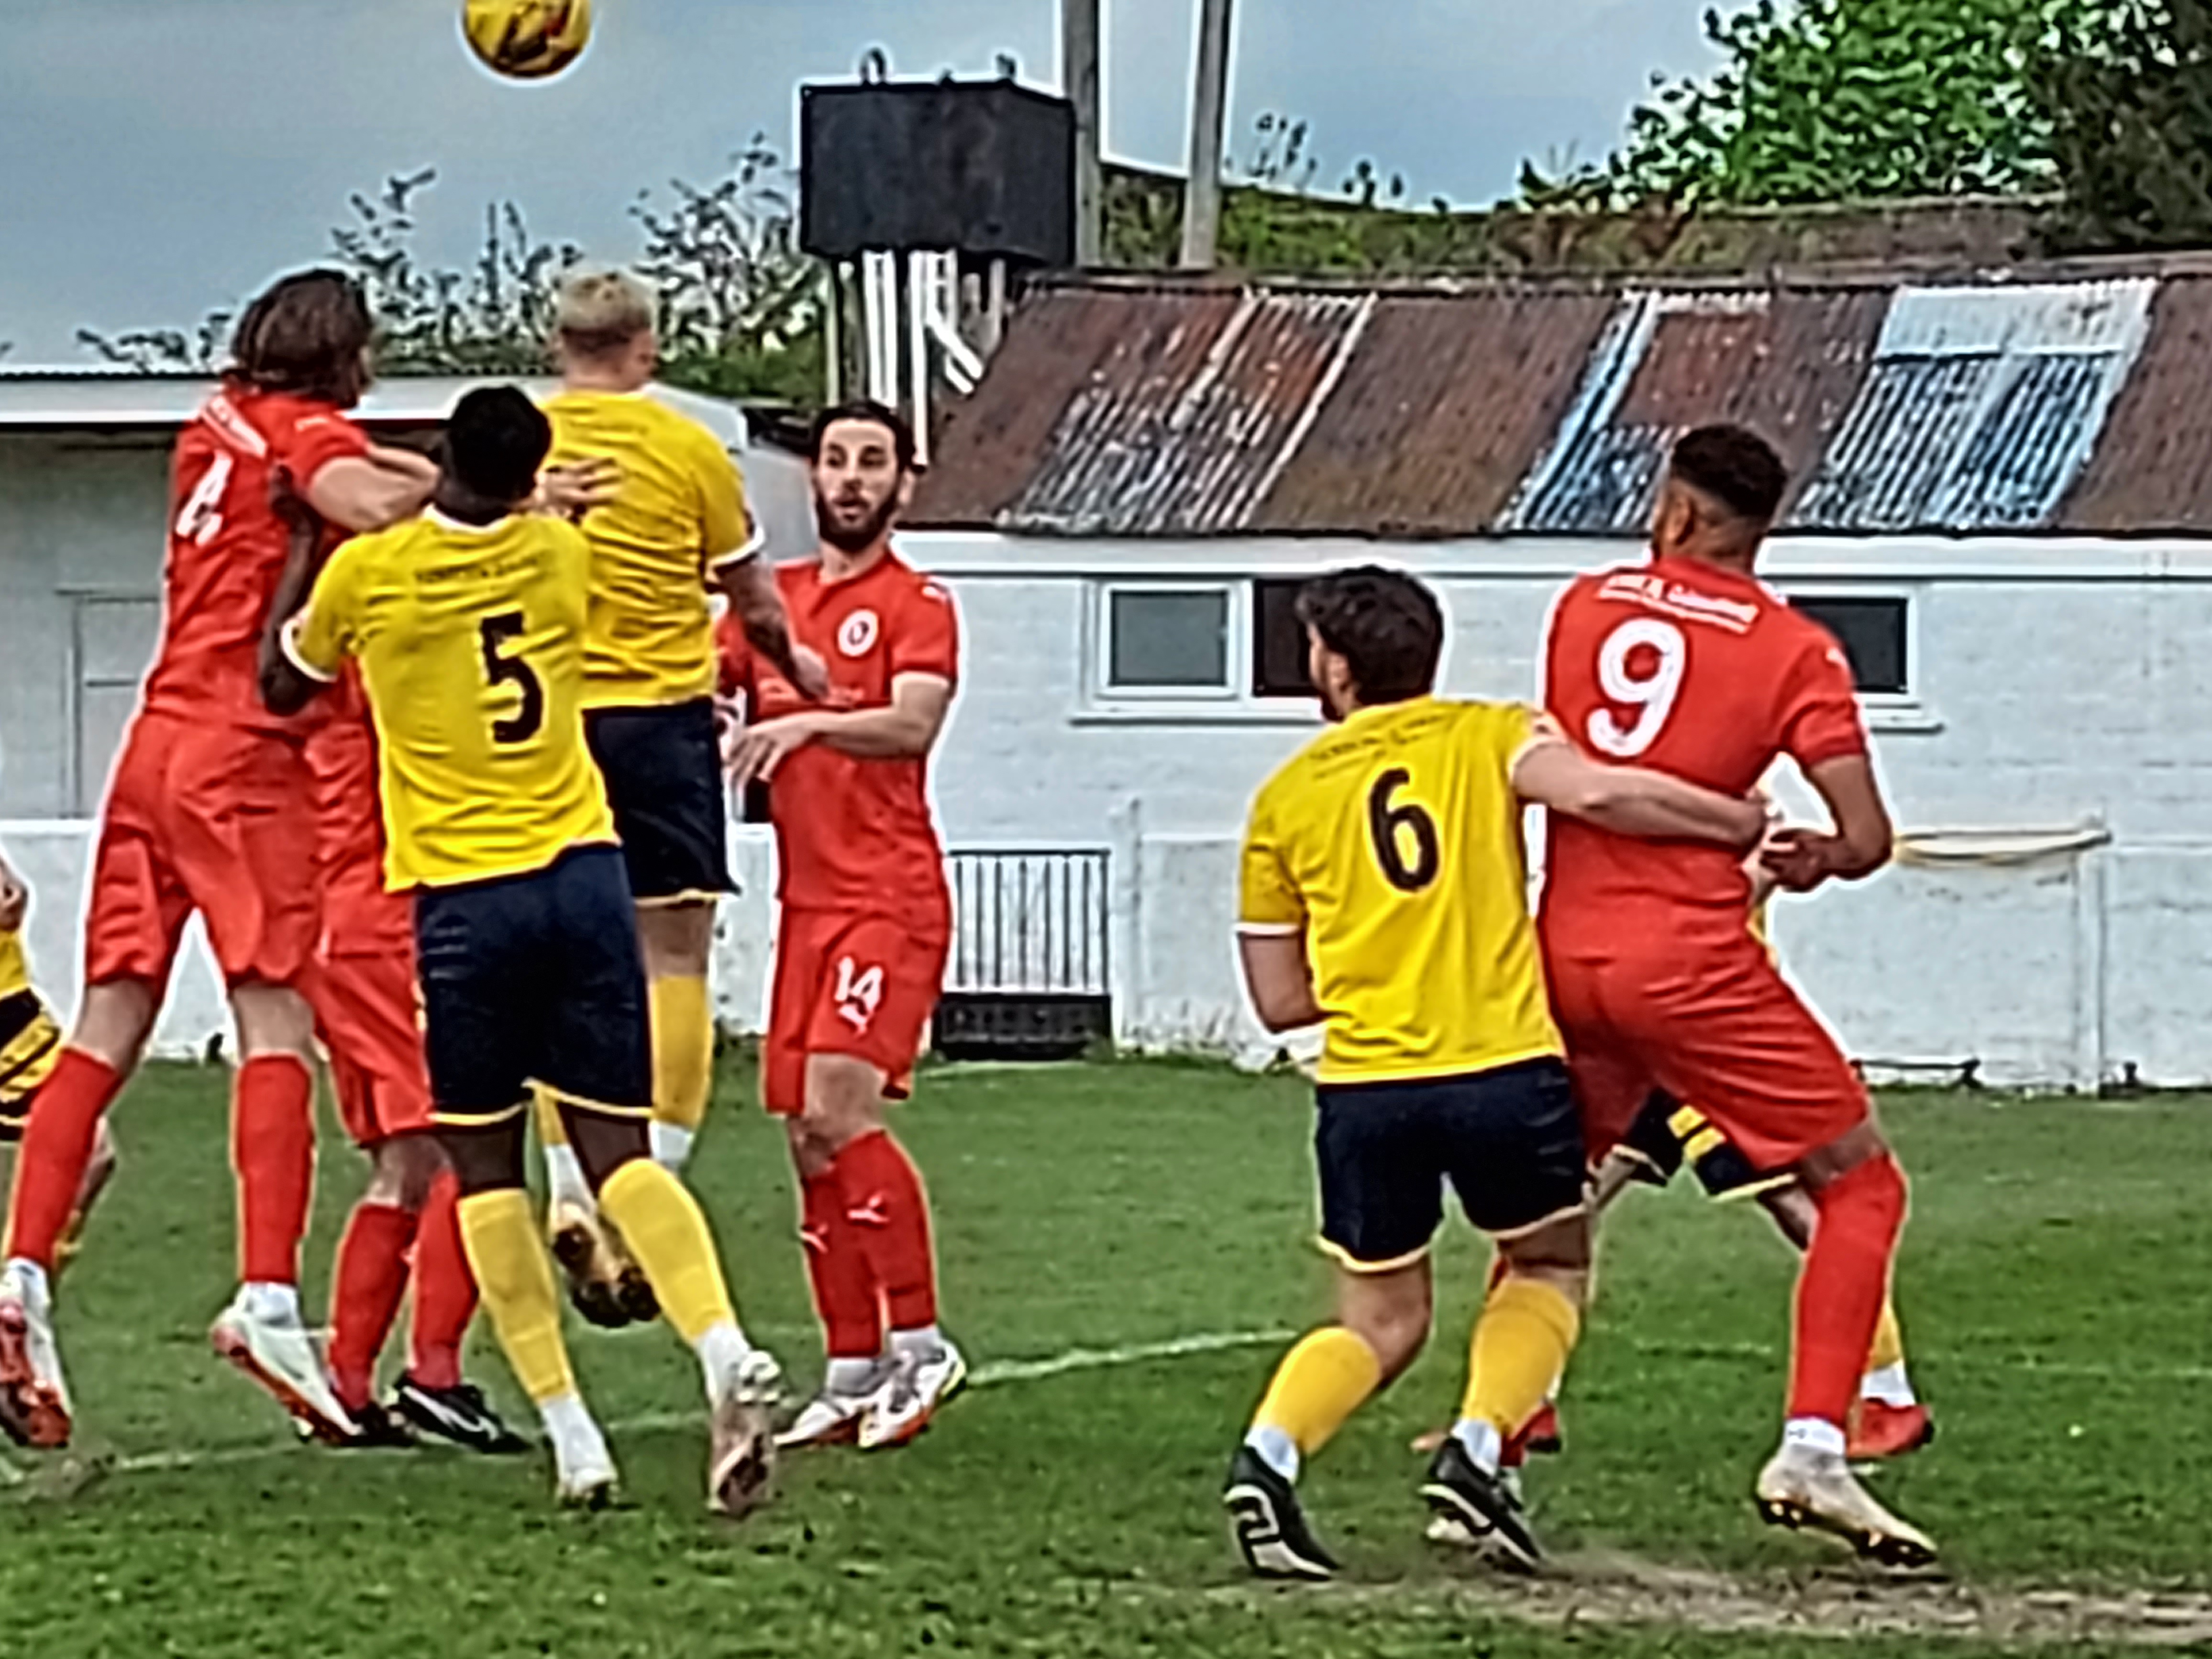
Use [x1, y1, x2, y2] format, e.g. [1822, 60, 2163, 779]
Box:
[78, 145, 823, 405]
[2040, 1, 2212, 250]
[1527, 0, 2111, 210]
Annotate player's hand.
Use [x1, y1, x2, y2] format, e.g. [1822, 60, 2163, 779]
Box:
[0, 861, 27, 934]
[727, 714, 821, 787]
[540, 458, 620, 520]
[786, 645, 832, 703]
[1758, 826, 1841, 894]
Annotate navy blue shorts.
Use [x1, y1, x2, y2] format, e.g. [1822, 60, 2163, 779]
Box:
[412, 845, 651, 1123]
[582, 699, 732, 905]
[1313, 1057, 1587, 1271]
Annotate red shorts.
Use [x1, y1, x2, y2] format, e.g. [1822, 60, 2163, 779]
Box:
[84, 712, 319, 990]
[764, 909, 948, 1117]
[1545, 931, 1869, 1175]
[306, 942, 434, 1148]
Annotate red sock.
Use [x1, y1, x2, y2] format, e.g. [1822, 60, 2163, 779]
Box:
[408, 1172, 477, 1390]
[233, 1054, 315, 1286]
[5, 1050, 124, 1268]
[829, 1130, 938, 1332]
[326, 1201, 417, 1412]
[1789, 1153, 1907, 1427]
[801, 1167, 884, 1359]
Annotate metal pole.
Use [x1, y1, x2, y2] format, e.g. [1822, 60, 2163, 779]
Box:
[1179, 0, 1234, 269]
[1061, 0, 1103, 265]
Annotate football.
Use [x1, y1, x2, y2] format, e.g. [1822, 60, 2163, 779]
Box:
[461, 0, 593, 81]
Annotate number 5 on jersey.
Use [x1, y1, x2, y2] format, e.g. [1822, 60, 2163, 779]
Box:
[477, 610, 545, 744]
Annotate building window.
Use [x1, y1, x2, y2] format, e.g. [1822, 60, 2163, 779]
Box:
[1789, 594, 1910, 697]
[1251, 578, 1314, 698]
[1100, 586, 1232, 695]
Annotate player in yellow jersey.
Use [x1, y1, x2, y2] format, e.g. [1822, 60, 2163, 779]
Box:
[262, 387, 784, 1514]
[531, 270, 824, 1326]
[0, 847, 117, 1300]
[1225, 567, 1770, 1577]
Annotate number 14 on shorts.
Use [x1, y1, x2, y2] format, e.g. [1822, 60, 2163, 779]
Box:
[835, 955, 885, 1033]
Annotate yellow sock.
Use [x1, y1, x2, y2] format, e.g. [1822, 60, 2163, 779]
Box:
[1250, 1327, 1383, 1459]
[533, 1084, 571, 1149]
[1867, 1296, 1906, 1375]
[596, 1159, 737, 1346]
[457, 1189, 577, 1405]
[649, 974, 713, 1134]
[1463, 1276, 1582, 1437]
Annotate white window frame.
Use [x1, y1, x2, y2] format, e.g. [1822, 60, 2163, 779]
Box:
[1780, 585, 1939, 734]
[1081, 579, 1324, 727]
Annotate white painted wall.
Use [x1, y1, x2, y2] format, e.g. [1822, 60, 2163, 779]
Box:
[9, 508, 2212, 1087]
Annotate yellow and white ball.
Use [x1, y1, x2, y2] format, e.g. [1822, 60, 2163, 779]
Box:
[461, 0, 593, 81]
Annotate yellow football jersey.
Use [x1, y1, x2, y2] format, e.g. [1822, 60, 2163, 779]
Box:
[285, 509, 616, 891]
[542, 389, 758, 709]
[0, 929, 62, 1124]
[1238, 697, 1563, 1084]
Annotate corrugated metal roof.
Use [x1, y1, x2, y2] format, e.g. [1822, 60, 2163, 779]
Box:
[914, 269, 2212, 540]
[1793, 281, 2154, 533]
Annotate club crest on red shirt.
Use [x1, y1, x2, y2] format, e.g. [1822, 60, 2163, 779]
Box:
[838, 609, 880, 658]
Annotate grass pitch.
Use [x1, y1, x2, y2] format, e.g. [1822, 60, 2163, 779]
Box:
[3, 1060, 2209, 1656]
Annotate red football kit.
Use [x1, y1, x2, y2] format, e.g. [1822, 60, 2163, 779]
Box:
[85, 387, 370, 991]
[302, 671, 435, 1148]
[718, 553, 957, 1116]
[1540, 553, 1873, 1174]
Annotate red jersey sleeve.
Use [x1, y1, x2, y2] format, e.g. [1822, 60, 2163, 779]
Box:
[274, 409, 371, 491]
[1778, 629, 1869, 770]
[889, 577, 960, 684]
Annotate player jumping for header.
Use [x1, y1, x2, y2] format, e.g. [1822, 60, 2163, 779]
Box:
[264, 387, 783, 1512]
[1539, 424, 1935, 1567]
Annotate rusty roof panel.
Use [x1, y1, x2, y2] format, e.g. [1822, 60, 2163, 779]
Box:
[1508, 289, 1886, 534]
[1794, 280, 2154, 532]
[1001, 291, 1373, 536]
[1251, 291, 1615, 535]
[912, 288, 1246, 529]
[2066, 275, 2212, 532]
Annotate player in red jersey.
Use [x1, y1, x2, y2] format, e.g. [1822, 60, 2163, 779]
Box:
[1538, 425, 1933, 1567]
[0, 272, 441, 1450]
[297, 677, 521, 1454]
[720, 401, 963, 1452]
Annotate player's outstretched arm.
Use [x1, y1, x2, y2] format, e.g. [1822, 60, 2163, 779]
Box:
[715, 558, 829, 702]
[1513, 738, 1767, 850]
[1759, 755, 1894, 892]
[258, 484, 332, 718]
[305, 446, 438, 534]
[1236, 933, 1325, 1033]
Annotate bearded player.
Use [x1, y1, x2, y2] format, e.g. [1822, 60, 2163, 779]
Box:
[0, 272, 440, 1449]
[721, 402, 962, 1450]
[532, 269, 823, 1327]
[1539, 424, 1934, 1567]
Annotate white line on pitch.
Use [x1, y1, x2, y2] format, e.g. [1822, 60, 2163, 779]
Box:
[3, 1327, 1293, 1485]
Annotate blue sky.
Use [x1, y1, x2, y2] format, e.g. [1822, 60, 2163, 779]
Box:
[0, 0, 1719, 361]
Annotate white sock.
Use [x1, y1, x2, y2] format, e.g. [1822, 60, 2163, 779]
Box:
[1859, 1362, 1916, 1408]
[6, 1258, 51, 1310]
[544, 1143, 594, 1211]
[243, 1281, 302, 1325]
[1782, 1416, 1847, 1459]
[1244, 1425, 1301, 1482]
[649, 1122, 696, 1174]
[889, 1324, 946, 1364]
[825, 1355, 885, 1397]
[539, 1392, 608, 1464]
[1450, 1417, 1504, 1474]
[696, 1320, 754, 1402]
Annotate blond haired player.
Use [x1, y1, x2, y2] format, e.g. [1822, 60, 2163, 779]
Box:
[264, 387, 783, 1512]
[1224, 566, 1769, 1577]
[531, 269, 825, 1326]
